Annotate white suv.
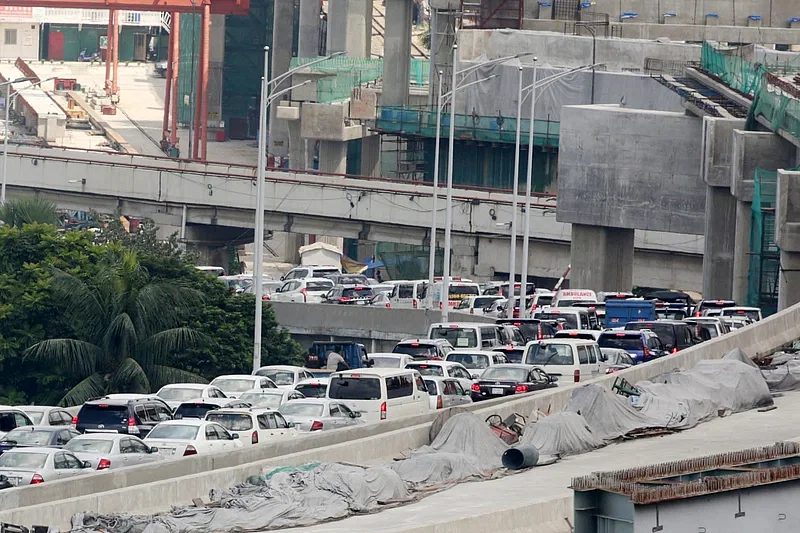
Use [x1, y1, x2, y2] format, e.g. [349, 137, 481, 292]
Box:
[281, 265, 341, 281]
[271, 278, 334, 303]
[205, 408, 297, 446]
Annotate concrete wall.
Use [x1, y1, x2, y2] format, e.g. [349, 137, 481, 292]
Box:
[5, 301, 800, 529]
[0, 23, 39, 60]
[556, 105, 705, 235]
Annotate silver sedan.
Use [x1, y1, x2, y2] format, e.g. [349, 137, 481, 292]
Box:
[238, 389, 305, 410]
[278, 399, 364, 432]
[18, 406, 75, 427]
[64, 433, 166, 470]
[0, 447, 93, 487]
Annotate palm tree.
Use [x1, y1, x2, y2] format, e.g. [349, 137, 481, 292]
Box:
[25, 250, 207, 406]
[0, 196, 58, 227]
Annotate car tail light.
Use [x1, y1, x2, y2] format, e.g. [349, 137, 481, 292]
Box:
[339, 297, 351, 303]
[515, 384, 528, 393]
[573, 369, 581, 383]
[262, 295, 270, 301]
[672, 347, 678, 354]
[127, 417, 140, 434]
[471, 383, 480, 392]
[310, 421, 324, 431]
[413, 299, 418, 308]
[183, 445, 197, 456]
[72, 416, 78, 425]
[30, 474, 44, 484]
[643, 346, 650, 359]
[251, 431, 259, 444]
[385, 302, 391, 308]
[301, 287, 308, 302]
[436, 395, 443, 409]
[380, 402, 387, 420]
[97, 459, 111, 470]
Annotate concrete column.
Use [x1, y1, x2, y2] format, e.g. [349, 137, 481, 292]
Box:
[269, 0, 295, 161]
[701, 185, 736, 299]
[383, 0, 412, 105]
[569, 224, 634, 292]
[775, 170, 800, 311]
[731, 199, 752, 304]
[298, 0, 321, 58]
[347, 0, 372, 58]
[288, 120, 304, 169]
[450, 235, 478, 279]
[208, 14, 226, 122]
[360, 135, 381, 176]
[326, 0, 348, 54]
[319, 140, 347, 174]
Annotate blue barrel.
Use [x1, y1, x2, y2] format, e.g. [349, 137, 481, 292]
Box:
[502, 445, 540, 470]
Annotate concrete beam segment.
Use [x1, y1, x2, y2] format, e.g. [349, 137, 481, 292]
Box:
[360, 135, 381, 177]
[775, 170, 800, 253]
[702, 117, 745, 188]
[731, 129, 797, 203]
[268, 0, 295, 160]
[319, 140, 348, 174]
[702, 185, 737, 299]
[326, 0, 348, 54]
[5, 301, 800, 528]
[779, 250, 800, 311]
[298, 0, 321, 58]
[382, 0, 412, 105]
[570, 224, 634, 292]
[556, 105, 705, 235]
[732, 200, 752, 305]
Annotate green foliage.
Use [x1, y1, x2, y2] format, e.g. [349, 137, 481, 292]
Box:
[0, 197, 58, 227]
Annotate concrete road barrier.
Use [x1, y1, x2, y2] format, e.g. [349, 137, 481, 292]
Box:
[2, 302, 799, 526]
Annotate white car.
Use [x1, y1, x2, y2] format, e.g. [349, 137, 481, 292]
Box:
[252, 365, 314, 389]
[18, 406, 75, 427]
[294, 378, 329, 398]
[405, 360, 475, 392]
[445, 350, 509, 379]
[238, 389, 305, 410]
[423, 377, 473, 410]
[454, 295, 505, 316]
[0, 447, 93, 486]
[205, 408, 297, 446]
[369, 353, 414, 369]
[278, 399, 363, 432]
[271, 277, 334, 303]
[0, 407, 33, 438]
[210, 375, 277, 399]
[144, 420, 244, 457]
[156, 383, 228, 410]
[64, 433, 165, 470]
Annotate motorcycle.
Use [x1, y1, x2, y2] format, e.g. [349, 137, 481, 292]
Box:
[78, 50, 101, 62]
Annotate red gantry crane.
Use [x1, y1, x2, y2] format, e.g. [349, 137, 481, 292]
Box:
[0, 0, 250, 160]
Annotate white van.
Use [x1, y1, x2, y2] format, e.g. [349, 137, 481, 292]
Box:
[429, 278, 481, 309]
[522, 338, 602, 383]
[427, 322, 502, 349]
[533, 307, 595, 330]
[282, 265, 341, 281]
[553, 289, 598, 308]
[327, 368, 430, 423]
[388, 280, 429, 308]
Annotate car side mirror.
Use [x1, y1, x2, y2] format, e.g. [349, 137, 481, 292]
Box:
[599, 354, 608, 362]
[148, 446, 158, 453]
[280, 276, 285, 281]
[549, 375, 559, 383]
[287, 422, 296, 428]
[463, 389, 471, 396]
[82, 460, 92, 469]
[353, 411, 362, 418]
[231, 433, 239, 440]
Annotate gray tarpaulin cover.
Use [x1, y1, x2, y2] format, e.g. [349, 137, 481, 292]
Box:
[564, 384, 656, 441]
[519, 412, 604, 456]
[760, 350, 800, 391]
[71, 414, 508, 533]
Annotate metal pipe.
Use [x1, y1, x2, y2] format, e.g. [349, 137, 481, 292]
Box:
[253, 46, 270, 372]
[112, 10, 119, 94]
[507, 64, 523, 318]
[170, 13, 180, 146]
[1, 83, 9, 204]
[519, 57, 537, 316]
[427, 70, 444, 308]
[180, 204, 187, 240]
[188, 0, 197, 159]
[105, 10, 113, 95]
[441, 42, 457, 323]
[162, 17, 174, 141]
[198, 3, 210, 160]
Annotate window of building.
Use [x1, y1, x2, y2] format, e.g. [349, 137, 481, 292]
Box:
[5, 29, 17, 46]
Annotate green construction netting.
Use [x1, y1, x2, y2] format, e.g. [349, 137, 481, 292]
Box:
[700, 42, 764, 96]
[752, 76, 800, 141]
[747, 165, 800, 316]
[289, 57, 430, 103]
[376, 243, 443, 280]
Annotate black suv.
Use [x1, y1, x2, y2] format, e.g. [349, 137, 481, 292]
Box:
[323, 285, 375, 305]
[623, 320, 697, 353]
[76, 395, 173, 438]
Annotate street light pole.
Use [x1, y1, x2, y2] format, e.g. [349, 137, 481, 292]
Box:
[506, 64, 523, 318]
[441, 42, 458, 323]
[427, 70, 444, 307]
[253, 46, 270, 372]
[519, 57, 537, 315]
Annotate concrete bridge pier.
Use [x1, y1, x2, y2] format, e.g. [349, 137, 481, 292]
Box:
[569, 224, 634, 291]
[776, 170, 800, 311]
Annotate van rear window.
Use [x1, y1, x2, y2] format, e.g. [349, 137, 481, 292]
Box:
[525, 344, 573, 365]
[78, 405, 129, 426]
[329, 377, 382, 400]
[429, 327, 477, 348]
[406, 364, 444, 376]
[598, 335, 643, 351]
[535, 313, 578, 329]
[174, 404, 219, 419]
[295, 384, 327, 398]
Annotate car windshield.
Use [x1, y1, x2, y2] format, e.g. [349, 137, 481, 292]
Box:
[328, 377, 382, 400]
[0, 451, 48, 469]
[424, 380, 439, 396]
[598, 335, 644, 351]
[295, 384, 327, 398]
[370, 356, 403, 368]
[605, 352, 632, 366]
[254, 370, 295, 386]
[506, 323, 539, 340]
[213, 379, 256, 393]
[279, 403, 325, 417]
[238, 392, 284, 409]
[146, 424, 199, 440]
[480, 367, 529, 382]
[429, 327, 478, 348]
[498, 349, 524, 363]
[307, 281, 334, 292]
[525, 344, 573, 365]
[393, 344, 440, 358]
[65, 439, 114, 454]
[625, 323, 676, 348]
[446, 353, 490, 369]
[342, 287, 374, 298]
[174, 404, 219, 419]
[474, 297, 501, 308]
[536, 295, 553, 307]
[158, 387, 203, 401]
[406, 364, 444, 376]
[1, 429, 55, 446]
[78, 405, 129, 425]
[535, 313, 578, 329]
[23, 411, 45, 424]
[205, 413, 253, 432]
